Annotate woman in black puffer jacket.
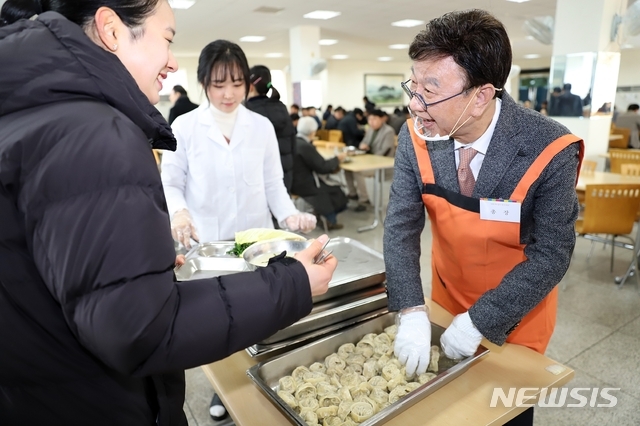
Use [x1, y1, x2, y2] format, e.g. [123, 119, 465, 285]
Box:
[246, 65, 297, 192]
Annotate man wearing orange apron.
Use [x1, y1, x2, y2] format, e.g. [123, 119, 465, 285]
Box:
[384, 10, 584, 426]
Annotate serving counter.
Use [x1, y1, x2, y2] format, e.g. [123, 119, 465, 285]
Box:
[201, 299, 574, 426]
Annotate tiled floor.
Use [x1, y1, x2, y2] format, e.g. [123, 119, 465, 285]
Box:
[183, 181, 640, 426]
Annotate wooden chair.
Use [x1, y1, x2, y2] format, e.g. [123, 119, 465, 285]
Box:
[609, 148, 640, 174]
[610, 127, 630, 149]
[575, 184, 640, 271]
[620, 163, 640, 176]
[316, 129, 329, 141]
[577, 160, 597, 206]
[328, 130, 343, 142]
[581, 160, 597, 174]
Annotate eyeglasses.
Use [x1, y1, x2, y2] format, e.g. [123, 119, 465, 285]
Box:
[401, 79, 469, 111]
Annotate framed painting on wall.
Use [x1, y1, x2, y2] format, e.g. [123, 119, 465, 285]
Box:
[364, 73, 405, 107]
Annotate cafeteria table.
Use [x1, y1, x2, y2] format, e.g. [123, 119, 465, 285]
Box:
[317, 148, 395, 232]
[201, 299, 574, 426]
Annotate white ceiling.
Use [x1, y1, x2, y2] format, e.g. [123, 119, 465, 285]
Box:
[170, 0, 561, 62]
[1, 0, 637, 63]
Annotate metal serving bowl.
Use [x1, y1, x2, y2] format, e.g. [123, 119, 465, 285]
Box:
[242, 239, 311, 270]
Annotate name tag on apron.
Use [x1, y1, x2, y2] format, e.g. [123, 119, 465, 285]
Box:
[479, 198, 521, 223]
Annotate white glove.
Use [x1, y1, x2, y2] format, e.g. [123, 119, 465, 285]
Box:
[284, 212, 317, 233]
[171, 209, 199, 249]
[440, 311, 483, 360]
[394, 306, 431, 378]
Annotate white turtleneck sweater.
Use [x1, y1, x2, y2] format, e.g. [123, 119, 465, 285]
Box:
[209, 103, 239, 141]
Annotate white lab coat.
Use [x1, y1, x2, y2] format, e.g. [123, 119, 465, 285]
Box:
[161, 103, 298, 241]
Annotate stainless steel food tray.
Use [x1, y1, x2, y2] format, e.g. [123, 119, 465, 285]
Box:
[175, 237, 386, 304]
[175, 242, 250, 280]
[246, 308, 389, 359]
[258, 285, 387, 345]
[247, 312, 489, 426]
[311, 237, 385, 303]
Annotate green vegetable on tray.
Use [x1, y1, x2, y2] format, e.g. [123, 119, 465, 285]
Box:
[227, 242, 255, 257]
[226, 228, 306, 257]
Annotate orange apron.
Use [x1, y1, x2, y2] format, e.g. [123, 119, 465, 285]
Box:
[409, 125, 583, 353]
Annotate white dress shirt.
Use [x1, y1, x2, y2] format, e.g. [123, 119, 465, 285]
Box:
[454, 98, 502, 180]
[161, 103, 298, 241]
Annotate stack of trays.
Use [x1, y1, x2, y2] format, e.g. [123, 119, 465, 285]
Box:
[175, 237, 388, 357]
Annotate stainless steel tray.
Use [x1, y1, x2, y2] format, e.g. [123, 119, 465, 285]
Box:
[258, 285, 387, 345]
[247, 312, 489, 426]
[175, 237, 386, 304]
[175, 242, 250, 279]
[312, 237, 385, 303]
[246, 308, 389, 359]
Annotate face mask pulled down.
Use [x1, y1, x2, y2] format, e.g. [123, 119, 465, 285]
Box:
[412, 87, 480, 142]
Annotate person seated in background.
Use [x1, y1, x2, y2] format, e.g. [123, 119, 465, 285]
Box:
[338, 107, 365, 147]
[538, 100, 549, 116]
[292, 117, 349, 230]
[322, 104, 333, 121]
[345, 109, 396, 212]
[325, 106, 345, 130]
[387, 106, 409, 135]
[290, 112, 300, 128]
[290, 103, 300, 115]
[168, 85, 198, 124]
[302, 106, 322, 128]
[615, 103, 640, 148]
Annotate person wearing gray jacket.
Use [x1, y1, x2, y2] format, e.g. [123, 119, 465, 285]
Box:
[383, 10, 582, 426]
[345, 109, 396, 211]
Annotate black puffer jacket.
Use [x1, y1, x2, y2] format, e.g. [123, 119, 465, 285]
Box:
[245, 95, 297, 191]
[0, 12, 312, 426]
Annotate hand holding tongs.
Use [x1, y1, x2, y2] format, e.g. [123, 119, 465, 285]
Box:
[312, 238, 333, 264]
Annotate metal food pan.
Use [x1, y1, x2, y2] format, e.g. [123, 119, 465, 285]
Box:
[247, 312, 489, 426]
[258, 285, 387, 345]
[312, 237, 385, 303]
[246, 308, 388, 359]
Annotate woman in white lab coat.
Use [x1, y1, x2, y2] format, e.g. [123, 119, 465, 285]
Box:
[161, 40, 315, 247]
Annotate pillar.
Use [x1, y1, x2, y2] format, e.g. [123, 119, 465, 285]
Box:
[289, 26, 323, 108]
[549, 0, 628, 164]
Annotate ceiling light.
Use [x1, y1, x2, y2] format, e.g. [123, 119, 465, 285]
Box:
[506, 0, 530, 3]
[388, 44, 409, 50]
[331, 54, 349, 60]
[523, 54, 541, 59]
[377, 56, 393, 62]
[391, 19, 425, 28]
[319, 39, 338, 46]
[303, 10, 341, 20]
[265, 53, 283, 58]
[525, 35, 534, 40]
[168, 0, 196, 9]
[621, 43, 634, 49]
[239, 36, 266, 42]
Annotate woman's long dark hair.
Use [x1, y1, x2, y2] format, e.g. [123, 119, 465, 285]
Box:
[249, 64, 281, 101]
[0, 0, 160, 33]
